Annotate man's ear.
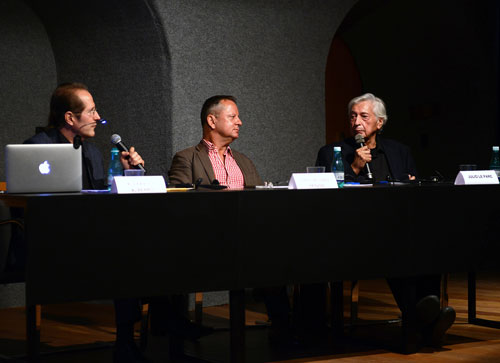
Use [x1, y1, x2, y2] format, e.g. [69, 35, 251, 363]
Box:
[377, 118, 383, 130]
[206, 114, 217, 129]
[64, 111, 75, 126]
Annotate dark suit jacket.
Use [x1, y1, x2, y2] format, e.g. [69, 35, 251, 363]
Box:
[24, 128, 107, 189]
[168, 141, 263, 187]
[315, 136, 417, 182]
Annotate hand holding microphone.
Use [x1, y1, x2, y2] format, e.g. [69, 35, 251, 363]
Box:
[123, 146, 145, 170]
[111, 134, 146, 172]
[354, 134, 373, 180]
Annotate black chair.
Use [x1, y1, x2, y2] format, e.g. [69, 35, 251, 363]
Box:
[0, 199, 25, 284]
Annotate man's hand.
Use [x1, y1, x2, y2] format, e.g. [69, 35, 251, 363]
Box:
[351, 145, 371, 175]
[120, 146, 145, 170]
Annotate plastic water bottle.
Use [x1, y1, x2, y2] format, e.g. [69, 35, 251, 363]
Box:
[332, 146, 344, 188]
[107, 147, 122, 190]
[490, 145, 500, 181]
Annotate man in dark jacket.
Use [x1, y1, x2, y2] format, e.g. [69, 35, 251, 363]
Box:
[24, 82, 143, 188]
[25, 83, 148, 363]
[316, 93, 455, 349]
[316, 93, 416, 182]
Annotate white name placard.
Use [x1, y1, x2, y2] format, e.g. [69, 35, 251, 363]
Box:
[111, 176, 167, 194]
[288, 173, 338, 189]
[454, 170, 499, 185]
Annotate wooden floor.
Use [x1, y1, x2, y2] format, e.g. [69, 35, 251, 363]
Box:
[1, 272, 500, 362]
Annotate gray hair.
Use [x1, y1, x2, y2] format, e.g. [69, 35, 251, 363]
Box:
[348, 93, 388, 129]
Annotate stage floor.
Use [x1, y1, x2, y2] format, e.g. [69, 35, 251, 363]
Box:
[1, 272, 499, 362]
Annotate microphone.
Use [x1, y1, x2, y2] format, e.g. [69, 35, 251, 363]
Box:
[73, 135, 82, 149]
[197, 178, 227, 190]
[78, 119, 107, 129]
[110, 134, 146, 172]
[354, 134, 373, 180]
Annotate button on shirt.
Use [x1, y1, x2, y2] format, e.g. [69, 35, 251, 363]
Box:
[202, 139, 245, 188]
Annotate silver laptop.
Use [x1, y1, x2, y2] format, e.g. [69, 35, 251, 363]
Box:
[5, 144, 82, 193]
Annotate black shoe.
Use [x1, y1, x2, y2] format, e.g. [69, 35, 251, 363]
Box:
[416, 295, 440, 329]
[428, 306, 456, 348]
[113, 341, 152, 363]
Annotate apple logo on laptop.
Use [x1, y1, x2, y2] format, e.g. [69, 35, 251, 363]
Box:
[39, 160, 51, 175]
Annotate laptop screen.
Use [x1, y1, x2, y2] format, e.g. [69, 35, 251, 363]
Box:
[5, 144, 82, 193]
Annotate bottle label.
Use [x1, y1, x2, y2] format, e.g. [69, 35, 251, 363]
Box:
[107, 174, 114, 187]
[334, 171, 344, 187]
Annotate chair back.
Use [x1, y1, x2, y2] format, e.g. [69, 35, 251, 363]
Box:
[0, 200, 12, 273]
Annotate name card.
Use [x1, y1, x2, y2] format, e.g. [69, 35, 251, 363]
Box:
[111, 176, 167, 194]
[288, 173, 338, 189]
[454, 170, 499, 185]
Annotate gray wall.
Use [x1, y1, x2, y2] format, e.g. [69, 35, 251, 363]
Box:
[153, 0, 355, 182]
[0, 0, 56, 181]
[0, 0, 357, 184]
[27, 0, 173, 178]
[2, 0, 499, 181]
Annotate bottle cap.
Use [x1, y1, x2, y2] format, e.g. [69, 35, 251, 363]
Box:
[493, 146, 499, 151]
[334, 146, 341, 152]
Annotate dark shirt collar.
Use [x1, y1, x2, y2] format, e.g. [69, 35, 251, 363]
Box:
[55, 129, 71, 144]
[54, 129, 96, 189]
[370, 136, 384, 157]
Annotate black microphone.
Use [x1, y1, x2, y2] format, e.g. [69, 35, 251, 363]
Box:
[110, 134, 146, 172]
[354, 134, 373, 180]
[73, 135, 82, 149]
[197, 178, 227, 190]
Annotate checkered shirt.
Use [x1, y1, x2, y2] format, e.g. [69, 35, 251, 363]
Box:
[202, 139, 245, 189]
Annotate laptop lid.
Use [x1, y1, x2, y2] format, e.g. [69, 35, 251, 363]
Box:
[5, 144, 82, 193]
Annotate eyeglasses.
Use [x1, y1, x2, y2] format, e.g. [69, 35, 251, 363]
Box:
[72, 108, 99, 117]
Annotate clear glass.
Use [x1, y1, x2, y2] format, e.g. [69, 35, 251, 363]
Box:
[306, 166, 325, 173]
[490, 146, 500, 180]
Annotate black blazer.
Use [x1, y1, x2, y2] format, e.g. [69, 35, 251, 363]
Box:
[315, 136, 417, 182]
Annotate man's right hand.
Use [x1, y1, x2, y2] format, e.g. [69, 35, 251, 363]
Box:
[351, 145, 372, 175]
[120, 146, 145, 170]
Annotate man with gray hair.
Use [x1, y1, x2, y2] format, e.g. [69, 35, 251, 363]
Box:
[316, 92, 417, 182]
[315, 93, 455, 349]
